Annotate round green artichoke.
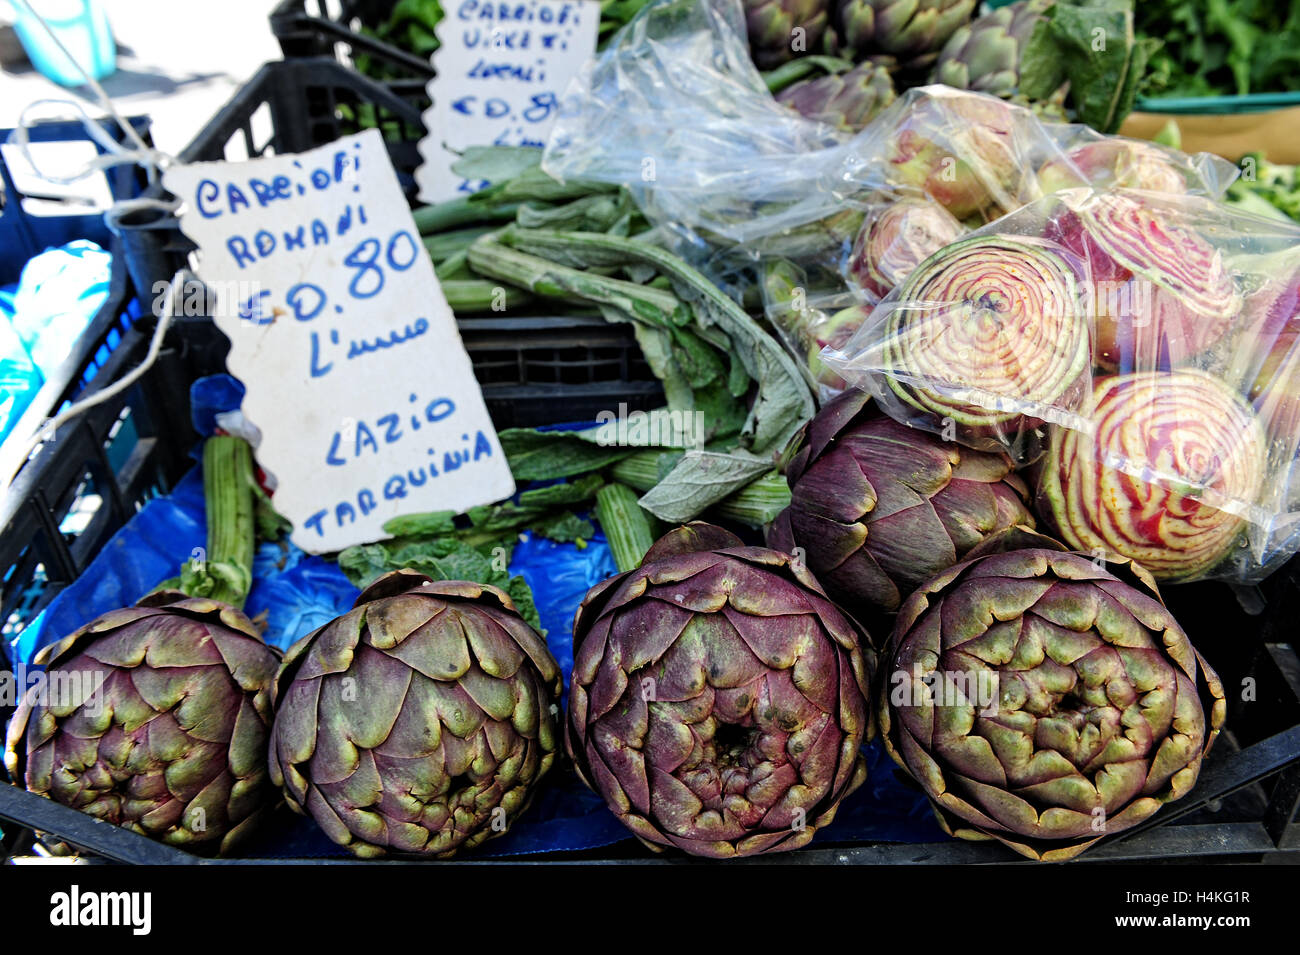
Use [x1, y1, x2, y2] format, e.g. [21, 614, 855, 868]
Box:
[775, 60, 896, 131]
[3, 593, 280, 854]
[743, 0, 832, 68]
[268, 571, 562, 858]
[880, 548, 1226, 861]
[837, 0, 976, 69]
[769, 388, 1034, 618]
[930, 0, 1051, 97]
[567, 523, 873, 858]
[1036, 371, 1267, 582]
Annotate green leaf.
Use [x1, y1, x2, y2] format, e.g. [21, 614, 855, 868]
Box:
[500, 429, 637, 480]
[1021, 0, 1155, 133]
[451, 146, 546, 186]
[529, 512, 595, 543]
[504, 576, 543, 632]
[382, 510, 458, 537]
[637, 450, 775, 523]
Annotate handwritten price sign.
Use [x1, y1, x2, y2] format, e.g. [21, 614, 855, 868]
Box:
[166, 130, 515, 553]
[416, 0, 600, 202]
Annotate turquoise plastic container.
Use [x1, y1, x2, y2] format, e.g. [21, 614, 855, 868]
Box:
[10, 0, 116, 87]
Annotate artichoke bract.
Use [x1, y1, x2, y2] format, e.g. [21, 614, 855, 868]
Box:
[837, 0, 976, 69]
[769, 388, 1034, 617]
[743, 0, 831, 68]
[269, 570, 562, 858]
[867, 233, 1091, 449]
[567, 523, 872, 858]
[4, 594, 280, 854]
[848, 196, 966, 299]
[880, 548, 1226, 861]
[1068, 194, 1241, 371]
[775, 60, 896, 132]
[930, 0, 1050, 98]
[1037, 371, 1267, 582]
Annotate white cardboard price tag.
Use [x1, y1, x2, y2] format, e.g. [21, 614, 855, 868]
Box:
[165, 130, 515, 553]
[416, 0, 599, 202]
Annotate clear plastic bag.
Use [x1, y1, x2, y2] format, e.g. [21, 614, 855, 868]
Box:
[823, 187, 1300, 583]
[544, 0, 1234, 397]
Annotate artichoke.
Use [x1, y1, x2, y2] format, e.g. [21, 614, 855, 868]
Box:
[1039, 138, 1189, 197]
[567, 523, 872, 857]
[769, 388, 1034, 618]
[1246, 266, 1300, 439]
[837, 0, 977, 69]
[880, 547, 1226, 861]
[874, 233, 1091, 447]
[269, 570, 562, 858]
[930, 0, 1051, 98]
[743, 0, 832, 68]
[1037, 371, 1267, 582]
[3, 593, 279, 854]
[885, 91, 1037, 220]
[848, 196, 967, 299]
[1069, 194, 1241, 372]
[775, 60, 896, 131]
[806, 304, 870, 390]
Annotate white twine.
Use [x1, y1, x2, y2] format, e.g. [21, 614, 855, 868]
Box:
[4, 0, 188, 485]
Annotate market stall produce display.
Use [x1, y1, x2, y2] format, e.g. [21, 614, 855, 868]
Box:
[5, 0, 1300, 868]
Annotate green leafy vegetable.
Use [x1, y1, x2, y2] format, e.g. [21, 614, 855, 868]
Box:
[1020, 0, 1158, 133]
[1138, 0, 1300, 99]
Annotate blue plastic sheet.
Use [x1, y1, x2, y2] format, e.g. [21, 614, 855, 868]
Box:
[11, 381, 939, 857]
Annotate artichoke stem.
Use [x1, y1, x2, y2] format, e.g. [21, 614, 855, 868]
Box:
[197, 435, 257, 610]
[596, 483, 656, 572]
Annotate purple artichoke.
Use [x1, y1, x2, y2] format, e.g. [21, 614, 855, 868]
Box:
[743, 0, 832, 68]
[269, 571, 562, 858]
[769, 388, 1034, 618]
[880, 548, 1226, 861]
[4, 593, 280, 854]
[837, 0, 977, 69]
[930, 0, 1052, 97]
[775, 60, 896, 131]
[566, 523, 872, 857]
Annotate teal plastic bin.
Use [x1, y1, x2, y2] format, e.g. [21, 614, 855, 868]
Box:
[10, 0, 116, 87]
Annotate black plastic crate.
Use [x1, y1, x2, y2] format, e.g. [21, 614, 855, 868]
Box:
[270, 0, 437, 77]
[457, 314, 661, 427]
[0, 115, 153, 284]
[269, 0, 435, 112]
[178, 56, 426, 202]
[0, 280, 230, 652]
